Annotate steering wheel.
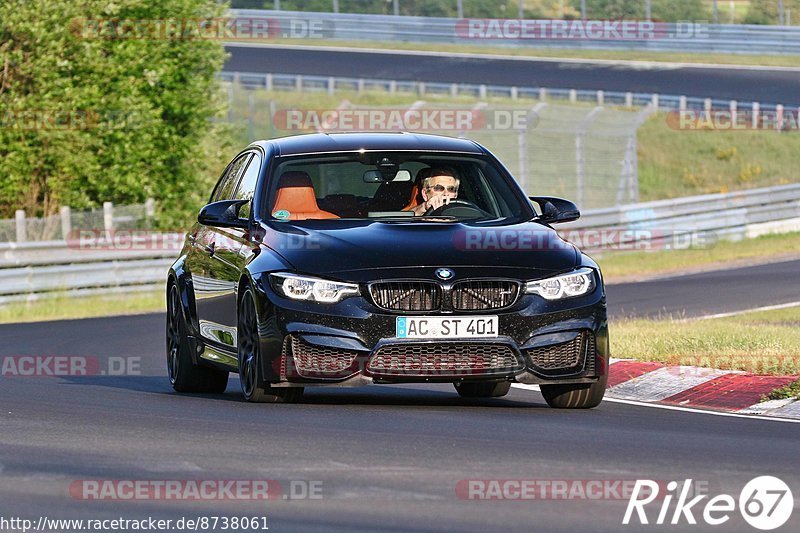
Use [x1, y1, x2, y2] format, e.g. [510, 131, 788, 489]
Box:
[423, 199, 487, 217]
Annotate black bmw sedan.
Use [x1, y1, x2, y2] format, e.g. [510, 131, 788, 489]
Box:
[167, 132, 609, 408]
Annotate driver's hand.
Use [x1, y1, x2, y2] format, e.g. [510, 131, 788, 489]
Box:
[427, 195, 450, 211]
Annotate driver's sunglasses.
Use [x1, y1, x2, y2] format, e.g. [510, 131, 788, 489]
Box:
[428, 184, 458, 193]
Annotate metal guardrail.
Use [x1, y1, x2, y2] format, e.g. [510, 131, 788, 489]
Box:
[1, 185, 799, 302]
[0, 237, 181, 303]
[562, 184, 800, 253]
[231, 9, 800, 55]
[219, 71, 793, 114]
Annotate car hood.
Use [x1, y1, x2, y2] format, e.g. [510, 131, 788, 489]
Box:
[260, 219, 579, 280]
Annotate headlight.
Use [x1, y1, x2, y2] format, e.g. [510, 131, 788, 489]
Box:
[525, 268, 596, 300]
[270, 273, 360, 303]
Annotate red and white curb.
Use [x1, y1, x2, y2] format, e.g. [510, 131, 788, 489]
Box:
[515, 358, 800, 420]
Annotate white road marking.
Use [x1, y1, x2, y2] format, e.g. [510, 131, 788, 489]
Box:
[688, 301, 800, 321]
[738, 398, 796, 415]
[511, 384, 800, 423]
[766, 399, 800, 418]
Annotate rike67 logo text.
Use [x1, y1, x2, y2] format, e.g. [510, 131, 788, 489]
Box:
[623, 477, 793, 530]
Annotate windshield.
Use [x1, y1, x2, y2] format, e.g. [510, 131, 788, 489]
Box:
[265, 152, 528, 222]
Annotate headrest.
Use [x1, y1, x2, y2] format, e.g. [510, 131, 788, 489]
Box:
[278, 171, 314, 188]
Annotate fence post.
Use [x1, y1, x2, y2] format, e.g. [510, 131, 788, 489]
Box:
[479, 85, 487, 99]
[704, 98, 713, 113]
[103, 202, 114, 232]
[510, 86, 518, 100]
[651, 94, 659, 109]
[625, 92, 633, 109]
[539, 88, 547, 101]
[145, 198, 155, 219]
[730, 100, 738, 125]
[327, 77, 335, 96]
[15, 210, 26, 243]
[357, 79, 365, 94]
[752, 102, 760, 129]
[389, 80, 397, 94]
[418, 82, 426, 96]
[776, 105, 785, 130]
[575, 107, 604, 209]
[569, 89, 577, 103]
[60, 206, 72, 240]
[596, 90, 604, 105]
[450, 83, 458, 97]
[679, 96, 687, 112]
[265, 73, 273, 91]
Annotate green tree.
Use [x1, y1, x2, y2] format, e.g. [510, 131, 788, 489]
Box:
[0, 0, 231, 228]
[572, 0, 645, 19]
[652, 0, 709, 22]
[744, 0, 800, 24]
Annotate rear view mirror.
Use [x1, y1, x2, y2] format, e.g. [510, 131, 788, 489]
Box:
[363, 169, 412, 183]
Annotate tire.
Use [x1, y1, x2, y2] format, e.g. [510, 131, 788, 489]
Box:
[237, 287, 304, 403]
[540, 375, 607, 409]
[166, 282, 229, 394]
[454, 381, 511, 398]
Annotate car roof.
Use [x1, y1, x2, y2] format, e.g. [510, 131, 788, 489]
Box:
[248, 132, 487, 156]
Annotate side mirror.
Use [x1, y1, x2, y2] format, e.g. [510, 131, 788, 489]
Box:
[198, 199, 250, 229]
[529, 196, 580, 224]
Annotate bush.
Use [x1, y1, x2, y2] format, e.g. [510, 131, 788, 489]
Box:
[0, 0, 232, 229]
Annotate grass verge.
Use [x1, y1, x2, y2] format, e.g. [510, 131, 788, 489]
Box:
[598, 231, 800, 282]
[764, 378, 800, 400]
[611, 306, 800, 375]
[0, 290, 165, 324]
[637, 114, 800, 201]
[232, 38, 800, 68]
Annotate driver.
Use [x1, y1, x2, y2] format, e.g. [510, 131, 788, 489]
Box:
[409, 167, 460, 216]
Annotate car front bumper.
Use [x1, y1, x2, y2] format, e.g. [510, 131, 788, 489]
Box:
[256, 281, 609, 387]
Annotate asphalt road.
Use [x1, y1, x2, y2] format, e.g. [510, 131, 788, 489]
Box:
[0, 313, 799, 532]
[1, 260, 800, 531]
[607, 258, 800, 319]
[224, 44, 800, 106]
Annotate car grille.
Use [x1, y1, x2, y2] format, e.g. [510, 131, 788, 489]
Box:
[368, 343, 522, 377]
[524, 332, 595, 375]
[451, 280, 520, 311]
[369, 281, 441, 312]
[289, 336, 360, 377]
[370, 279, 520, 312]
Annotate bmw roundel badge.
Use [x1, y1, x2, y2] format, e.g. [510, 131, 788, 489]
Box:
[435, 268, 455, 280]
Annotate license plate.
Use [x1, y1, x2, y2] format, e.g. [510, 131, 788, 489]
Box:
[395, 316, 499, 339]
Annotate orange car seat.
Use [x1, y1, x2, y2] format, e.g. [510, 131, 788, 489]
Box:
[272, 171, 339, 220]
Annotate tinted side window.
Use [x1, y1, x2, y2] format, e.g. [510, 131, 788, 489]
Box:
[234, 153, 262, 219]
[212, 154, 251, 202]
